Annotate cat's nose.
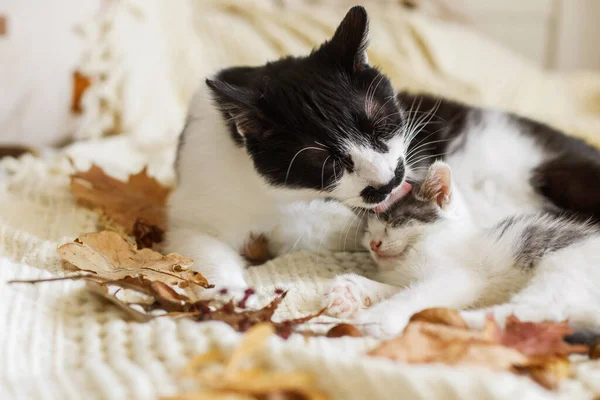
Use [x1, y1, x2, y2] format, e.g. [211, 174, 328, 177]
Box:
[361, 178, 398, 204]
[370, 240, 382, 252]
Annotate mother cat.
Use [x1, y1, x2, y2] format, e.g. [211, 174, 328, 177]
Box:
[167, 6, 600, 297]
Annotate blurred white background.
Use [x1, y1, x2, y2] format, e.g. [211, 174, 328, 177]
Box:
[1, 0, 599, 147]
[459, 0, 600, 70]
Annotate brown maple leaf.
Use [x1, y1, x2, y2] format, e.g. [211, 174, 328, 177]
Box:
[58, 231, 210, 288]
[490, 315, 588, 357]
[70, 164, 170, 247]
[368, 319, 527, 370]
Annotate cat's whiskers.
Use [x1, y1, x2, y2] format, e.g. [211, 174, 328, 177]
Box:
[343, 208, 365, 252]
[405, 137, 455, 160]
[402, 98, 442, 148]
[401, 96, 424, 145]
[365, 75, 386, 117]
[287, 232, 305, 255]
[285, 146, 327, 184]
[372, 95, 398, 124]
[354, 209, 368, 249]
[406, 102, 442, 144]
[314, 141, 330, 151]
[407, 152, 448, 170]
[332, 159, 338, 183]
[320, 155, 331, 190]
[364, 75, 381, 117]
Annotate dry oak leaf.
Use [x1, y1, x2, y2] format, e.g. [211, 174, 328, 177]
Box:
[58, 231, 210, 288]
[70, 164, 170, 236]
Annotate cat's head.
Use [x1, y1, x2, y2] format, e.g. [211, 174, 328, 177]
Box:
[363, 161, 461, 267]
[206, 6, 408, 209]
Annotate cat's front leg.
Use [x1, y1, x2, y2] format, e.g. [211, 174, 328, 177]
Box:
[165, 227, 250, 302]
[269, 200, 367, 256]
[323, 273, 398, 319]
[354, 269, 486, 338]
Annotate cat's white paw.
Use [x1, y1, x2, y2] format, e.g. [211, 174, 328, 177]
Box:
[324, 275, 371, 319]
[353, 306, 409, 338]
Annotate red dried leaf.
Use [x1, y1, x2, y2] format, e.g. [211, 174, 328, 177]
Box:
[494, 316, 588, 357]
[70, 165, 170, 237]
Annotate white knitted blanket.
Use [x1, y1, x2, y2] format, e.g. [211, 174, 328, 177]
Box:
[2, 1, 600, 399]
[2, 134, 600, 400]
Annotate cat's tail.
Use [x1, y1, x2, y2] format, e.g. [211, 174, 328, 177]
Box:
[564, 329, 600, 346]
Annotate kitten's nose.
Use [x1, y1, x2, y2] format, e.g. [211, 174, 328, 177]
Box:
[370, 240, 382, 252]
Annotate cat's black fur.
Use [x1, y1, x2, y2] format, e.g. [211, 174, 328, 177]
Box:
[200, 5, 600, 219]
[205, 7, 405, 202]
[395, 92, 600, 221]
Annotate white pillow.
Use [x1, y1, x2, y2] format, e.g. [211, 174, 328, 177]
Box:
[0, 0, 99, 146]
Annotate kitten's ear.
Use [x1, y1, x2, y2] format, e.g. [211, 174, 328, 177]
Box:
[326, 6, 370, 72]
[206, 79, 270, 139]
[420, 161, 453, 208]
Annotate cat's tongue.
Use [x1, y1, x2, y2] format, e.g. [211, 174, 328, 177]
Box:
[374, 181, 412, 214]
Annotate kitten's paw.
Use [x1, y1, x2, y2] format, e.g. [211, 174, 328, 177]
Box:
[324, 275, 371, 319]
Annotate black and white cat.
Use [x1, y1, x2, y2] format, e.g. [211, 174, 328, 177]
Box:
[167, 6, 600, 298]
[324, 161, 600, 337]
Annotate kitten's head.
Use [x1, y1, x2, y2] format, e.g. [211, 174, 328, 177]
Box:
[206, 6, 407, 209]
[363, 161, 456, 267]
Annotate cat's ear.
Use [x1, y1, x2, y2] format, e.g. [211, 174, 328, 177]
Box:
[420, 161, 453, 208]
[326, 6, 370, 72]
[205, 79, 270, 139]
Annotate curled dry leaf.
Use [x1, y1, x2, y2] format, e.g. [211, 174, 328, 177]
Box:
[85, 280, 154, 322]
[368, 308, 590, 390]
[408, 307, 468, 329]
[58, 231, 211, 288]
[70, 164, 170, 247]
[166, 323, 329, 400]
[326, 323, 362, 338]
[71, 71, 91, 114]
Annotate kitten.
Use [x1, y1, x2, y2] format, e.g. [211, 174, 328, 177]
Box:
[168, 5, 600, 301]
[325, 161, 600, 337]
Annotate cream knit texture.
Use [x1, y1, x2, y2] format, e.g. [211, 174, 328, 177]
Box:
[2, 1, 600, 399]
[2, 127, 600, 400]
